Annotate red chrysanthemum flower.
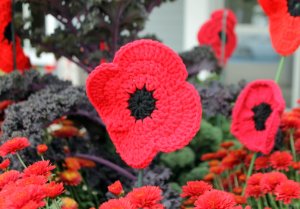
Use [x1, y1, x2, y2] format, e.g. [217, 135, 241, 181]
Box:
[20, 200, 44, 209]
[0, 158, 10, 170]
[60, 170, 82, 186]
[195, 190, 236, 209]
[0, 137, 30, 157]
[108, 180, 124, 196]
[127, 186, 163, 209]
[37, 144, 48, 155]
[16, 175, 47, 186]
[215, 149, 228, 159]
[221, 141, 235, 149]
[245, 173, 264, 198]
[0, 170, 20, 189]
[201, 153, 217, 161]
[258, 0, 300, 55]
[197, 9, 237, 65]
[43, 182, 64, 198]
[281, 112, 300, 130]
[270, 151, 293, 171]
[275, 180, 300, 204]
[0, 100, 13, 111]
[203, 173, 215, 182]
[221, 153, 240, 169]
[75, 157, 96, 168]
[23, 160, 55, 177]
[231, 80, 285, 154]
[61, 197, 78, 209]
[99, 198, 133, 209]
[255, 156, 270, 171]
[181, 181, 212, 200]
[234, 195, 247, 204]
[210, 166, 224, 175]
[86, 39, 202, 168]
[51, 125, 79, 138]
[260, 171, 288, 194]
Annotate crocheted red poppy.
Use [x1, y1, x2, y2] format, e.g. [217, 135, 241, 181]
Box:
[197, 9, 237, 64]
[87, 39, 202, 169]
[0, 0, 31, 73]
[259, 0, 300, 55]
[231, 80, 285, 155]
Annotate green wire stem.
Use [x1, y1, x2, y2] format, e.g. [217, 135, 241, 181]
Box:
[275, 56, 286, 83]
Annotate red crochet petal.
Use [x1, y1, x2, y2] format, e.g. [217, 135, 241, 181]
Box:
[113, 39, 188, 82]
[258, 0, 285, 15]
[231, 80, 285, 154]
[87, 39, 202, 169]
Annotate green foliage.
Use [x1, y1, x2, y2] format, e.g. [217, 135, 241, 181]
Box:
[190, 119, 223, 154]
[160, 147, 195, 169]
[178, 163, 209, 185]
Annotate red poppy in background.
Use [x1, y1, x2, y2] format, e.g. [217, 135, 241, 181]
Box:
[258, 0, 300, 55]
[231, 80, 285, 155]
[197, 9, 237, 65]
[87, 39, 202, 169]
[0, 0, 31, 74]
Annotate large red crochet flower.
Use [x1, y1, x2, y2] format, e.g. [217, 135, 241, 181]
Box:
[86, 39, 202, 168]
[197, 9, 237, 64]
[231, 80, 285, 155]
[258, 0, 300, 55]
[0, 0, 31, 73]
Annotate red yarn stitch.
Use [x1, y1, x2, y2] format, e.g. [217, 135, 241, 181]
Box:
[231, 80, 285, 155]
[197, 9, 237, 64]
[0, 0, 31, 73]
[86, 39, 202, 169]
[258, 0, 300, 55]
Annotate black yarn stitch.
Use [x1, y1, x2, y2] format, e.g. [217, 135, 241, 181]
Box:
[288, 0, 300, 16]
[4, 22, 12, 42]
[252, 103, 272, 131]
[218, 31, 228, 44]
[128, 86, 156, 120]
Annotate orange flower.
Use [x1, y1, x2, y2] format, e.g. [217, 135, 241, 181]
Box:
[209, 166, 224, 174]
[201, 153, 216, 161]
[275, 180, 300, 204]
[43, 182, 64, 198]
[221, 141, 235, 149]
[233, 187, 243, 195]
[0, 137, 30, 157]
[62, 197, 78, 209]
[127, 186, 163, 209]
[181, 181, 212, 200]
[23, 160, 55, 177]
[215, 149, 228, 159]
[203, 173, 215, 181]
[0, 158, 10, 170]
[52, 126, 79, 138]
[60, 170, 82, 186]
[208, 160, 220, 167]
[37, 144, 48, 155]
[99, 198, 133, 209]
[260, 172, 287, 194]
[221, 153, 239, 169]
[234, 195, 246, 204]
[108, 180, 123, 196]
[238, 174, 246, 183]
[270, 151, 293, 171]
[64, 157, 81, 171]
[74, 157, 96, 168]
[292, 162, 300, 170]
[255, 156, 270, 171]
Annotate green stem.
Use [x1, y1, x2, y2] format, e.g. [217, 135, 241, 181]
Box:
[16, 153, 27, 168]
[41, 155, 45, 161]
[290, 129, 297, 161]
[275, 56, 286, 83]
[137, 169, 143, 187]
[242, 153, 257, 196]
[257, 198, 263, 209]
[263, 195, 269, 208]
[268, 193, 279, 209]
[54, 199, 60, 209]
[217, 175, 224, 191]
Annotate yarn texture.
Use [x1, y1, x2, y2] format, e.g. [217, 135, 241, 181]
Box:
[231, 80, 285, 155]
[259, 0, 300, 55]
[87, 39, 202, 169]
[197, 9, 237, 64]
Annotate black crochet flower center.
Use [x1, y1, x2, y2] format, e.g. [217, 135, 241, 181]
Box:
[128, 86, 157, 120]
[4, 22, 12, 43]
[218, 31, 228, 43]
[288, 0, 300, 16]
[252, 103, 272, 131]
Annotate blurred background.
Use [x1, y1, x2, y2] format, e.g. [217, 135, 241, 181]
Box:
[22, 0, 300, 107]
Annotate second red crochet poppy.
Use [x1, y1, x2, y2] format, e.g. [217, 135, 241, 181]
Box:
[87, 39, 202, 169]
[231, 80, 285, 155]
[197, 9, 237, 65]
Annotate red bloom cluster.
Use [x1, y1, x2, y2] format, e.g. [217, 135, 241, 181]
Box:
[99, 186, 163, 209]
[0, 160, 63, 209]
[269, 151, 293, 171]
[0, 137, 30, 157]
